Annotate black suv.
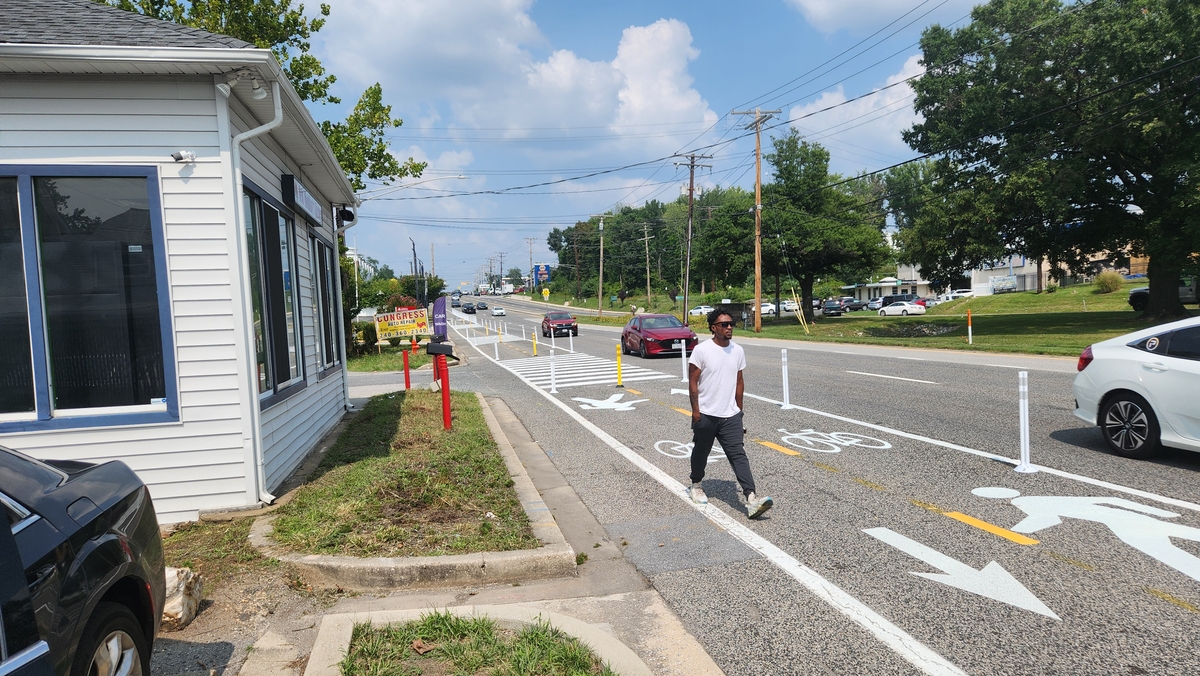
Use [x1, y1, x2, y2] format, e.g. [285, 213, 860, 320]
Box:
[822, 299, 846, 316]
[880, 293, 918, 307]
[1, 446, 165, 676]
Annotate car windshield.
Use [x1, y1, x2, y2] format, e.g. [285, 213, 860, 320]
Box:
[548, 313, 573, 320]
[643, 316, 683, 329]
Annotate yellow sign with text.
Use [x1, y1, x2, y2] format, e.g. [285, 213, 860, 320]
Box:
[542, 288, 550, 299]
[374, 309, 429, 339]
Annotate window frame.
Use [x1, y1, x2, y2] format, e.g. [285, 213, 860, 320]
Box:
[308, 230, 341, 377]
[0, 165, 179, 433]
[242, 179, 306, 409]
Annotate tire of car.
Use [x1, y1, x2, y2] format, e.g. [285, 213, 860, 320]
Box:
[622, 337, 630, 355]
[542, 327, 548, 338]
[878, 310, 885, 316]
[639, 341, 648, 359]
[71, 601, 151, 676]
[572, 328, 578, 336]
[1130, 296, 1147, 311]
[1099, 392, 1161, 459]
[901, 310, 908, 316]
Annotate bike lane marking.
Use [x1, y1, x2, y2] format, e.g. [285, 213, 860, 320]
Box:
[742, 392, 1200, 514]
[452, 323, 970, 676]
[846, 370, 939, 385]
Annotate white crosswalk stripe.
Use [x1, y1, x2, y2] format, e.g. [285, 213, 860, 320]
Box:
[500, 352, 674, 390]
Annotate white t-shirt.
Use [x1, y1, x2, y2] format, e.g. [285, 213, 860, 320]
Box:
[689, 338, 745, 418]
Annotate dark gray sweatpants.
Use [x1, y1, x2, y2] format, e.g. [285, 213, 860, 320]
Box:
[690, 411, 756, 498]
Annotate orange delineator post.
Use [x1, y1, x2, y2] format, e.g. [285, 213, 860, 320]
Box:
[403, 349, 411, 390]
[438, 354, 451, 430]
[967, 309, 973, 345]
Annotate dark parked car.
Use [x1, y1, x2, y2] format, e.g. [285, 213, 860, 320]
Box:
[0, 516, 54, 676]
[0, 446, 165, 676]
[622, 314, 698, 358]
[541, 312, 578, 337]
[840, 296, 866, 311]
[462, 302, 476, 314]
[822, 299, 845, 317]
[880, 293, 918, 308]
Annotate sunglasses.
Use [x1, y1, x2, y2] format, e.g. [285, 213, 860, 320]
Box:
[712, 321, 735, 328]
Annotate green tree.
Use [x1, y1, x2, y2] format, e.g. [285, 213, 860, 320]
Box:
[764, 130, 890, 322]
[320, 83, 426, 192]
[506, 267, 525, 287]
[905, 0, 1200, 317]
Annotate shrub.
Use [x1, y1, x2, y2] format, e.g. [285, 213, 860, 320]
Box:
[1093, 270, 1124, 294]
[1045, 283, 1058, 293]
[353, 321, 377, 346]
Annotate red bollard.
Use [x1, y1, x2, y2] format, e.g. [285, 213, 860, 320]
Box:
[438, 354, 451, 430]
[402, 349, 411, 390]
[411, 338, 417, 354]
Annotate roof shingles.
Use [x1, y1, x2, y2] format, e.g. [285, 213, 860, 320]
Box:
[0, 0, 253, 49]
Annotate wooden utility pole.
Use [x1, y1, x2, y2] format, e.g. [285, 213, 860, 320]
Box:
[674, 153, 712, 325]
[524, 237, 536, 290]
[636, 223, 654, 307]
[732, 107, 780, 332]
[430, 243, 435, 277]
[591, 214, 608, 317]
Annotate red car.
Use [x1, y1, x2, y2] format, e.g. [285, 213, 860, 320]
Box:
[622, 314, 698, 358]
[541, 311, 578, 337]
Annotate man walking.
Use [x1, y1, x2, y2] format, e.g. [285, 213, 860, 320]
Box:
[687, 308, 773, 518]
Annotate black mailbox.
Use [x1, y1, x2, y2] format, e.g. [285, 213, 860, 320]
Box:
[426, 342, 455, 356]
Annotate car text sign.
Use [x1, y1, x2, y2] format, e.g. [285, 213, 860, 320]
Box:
[375, 308, 429, 339]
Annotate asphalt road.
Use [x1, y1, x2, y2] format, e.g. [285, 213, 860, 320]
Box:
[396, 297, 1200, 675]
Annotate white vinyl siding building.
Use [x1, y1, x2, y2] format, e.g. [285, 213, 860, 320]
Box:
[0, 0, 357, 524]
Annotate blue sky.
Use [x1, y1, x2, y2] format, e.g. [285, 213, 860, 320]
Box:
[309, 0, 978, 290]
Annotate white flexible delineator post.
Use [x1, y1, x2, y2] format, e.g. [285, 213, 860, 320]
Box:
[1014, 370, 1037, 473]
[680, 341, 688, 383]
[782, 348, 791, 409]
[549, 348, 558, 394]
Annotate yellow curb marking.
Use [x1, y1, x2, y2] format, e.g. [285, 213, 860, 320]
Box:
[755, 439, 801, 456]
[1146, 588, 1199, 613]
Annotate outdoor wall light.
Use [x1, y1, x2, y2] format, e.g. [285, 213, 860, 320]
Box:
[250, 77, 268, 100]
[171, 150, 196, 163]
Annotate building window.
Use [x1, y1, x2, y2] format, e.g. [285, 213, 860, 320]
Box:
[0, 167, 176, 431]
[309, 235, 340, 369]
[244, 190, 302, 396]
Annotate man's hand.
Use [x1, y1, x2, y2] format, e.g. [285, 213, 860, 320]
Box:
[693, 410, 702, 423]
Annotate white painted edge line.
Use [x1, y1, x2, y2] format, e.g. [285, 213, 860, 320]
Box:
[985, 364, 1025, 369]
[845, 370, 938, 385]
[895, 357, 926, 361]
[450, 324, 968, 676]
[742, 392, 1200, 513]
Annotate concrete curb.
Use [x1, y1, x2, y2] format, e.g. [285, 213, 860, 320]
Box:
[247, 392, 576, 592]
[302, 605, 652, 676]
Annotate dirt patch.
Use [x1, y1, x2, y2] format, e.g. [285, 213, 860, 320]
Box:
[861, 322, 961, 338]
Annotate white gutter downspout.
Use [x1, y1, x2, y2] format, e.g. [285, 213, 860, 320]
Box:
[228, 81, 283, 504]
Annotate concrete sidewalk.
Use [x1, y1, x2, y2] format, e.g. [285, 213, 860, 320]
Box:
[239, 392, 722, 676]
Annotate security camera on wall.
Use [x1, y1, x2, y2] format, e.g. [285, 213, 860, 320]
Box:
[171, 150, 196, 163]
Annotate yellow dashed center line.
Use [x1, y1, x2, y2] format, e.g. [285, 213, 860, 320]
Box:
[852, 477, 887, 491]
[941, 512, 1039, 546]
[1045, 550, 1095, 571]
[625, 388, 642, 395]
[672, 407, 691, 417]
[812, 462, 840, 472]
[755, 439, 801, 456]
[1146, 588, 1199, 613]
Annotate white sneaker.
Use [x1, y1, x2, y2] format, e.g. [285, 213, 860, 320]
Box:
[688, 483, 708, 505]
[746, 492, 773, 519]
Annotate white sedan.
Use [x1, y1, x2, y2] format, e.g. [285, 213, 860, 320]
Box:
[780, 299, 799, 312]
[1073, 316, 1200, 458]
[490, 306, 506, 316]
[759, 303, 777, 317]
[878, 301, 925, 316]
[688, 305, 715, 316]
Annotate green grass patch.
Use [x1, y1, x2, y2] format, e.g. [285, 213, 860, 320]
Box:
[928, 280, 1144, 316]
[271, 390, 540, 558]
[347, 346, 433, 372]
[341, 611, 617, 676]
[162, 518, 279, 590]
[724, 309, 1188, 356]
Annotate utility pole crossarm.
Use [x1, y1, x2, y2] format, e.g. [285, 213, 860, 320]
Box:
[731, 108, 781, 333]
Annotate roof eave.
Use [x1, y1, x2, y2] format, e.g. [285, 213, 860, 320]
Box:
[0, 43, 359, 207]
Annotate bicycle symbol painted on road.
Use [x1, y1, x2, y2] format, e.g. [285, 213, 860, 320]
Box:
[654, 440, 726, 464]
[776, 428, 891, 453]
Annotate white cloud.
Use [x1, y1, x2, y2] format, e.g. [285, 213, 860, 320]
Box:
[787, 54, 923, 173]
[784, 0, 977, 33]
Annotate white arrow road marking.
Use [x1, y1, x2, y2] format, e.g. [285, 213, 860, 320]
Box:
[864, 527, 1060, 620]
[572, 393, 648, 411]
[670, 388, 688, 395]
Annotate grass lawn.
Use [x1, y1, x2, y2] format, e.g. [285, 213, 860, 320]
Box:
[270, 390, 539, 558]
[342, 611, 616, 676]
[929, 280, 1145, 315]
[347, 345, 433, 372]
[162, 518, 279, 589]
